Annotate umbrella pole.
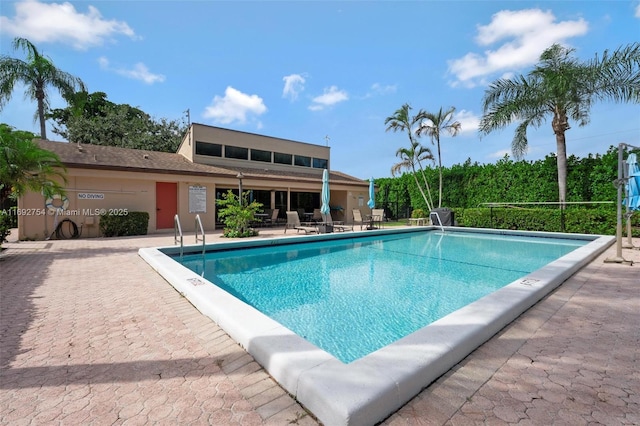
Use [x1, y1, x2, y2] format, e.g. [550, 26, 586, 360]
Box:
[624, 211, 635, 248]
[605, 143, 631, 264]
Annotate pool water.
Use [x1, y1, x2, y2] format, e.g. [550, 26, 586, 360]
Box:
[179, 231, 586, 363]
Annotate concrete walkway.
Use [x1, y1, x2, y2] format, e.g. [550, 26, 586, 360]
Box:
[1, 228, 638, 425]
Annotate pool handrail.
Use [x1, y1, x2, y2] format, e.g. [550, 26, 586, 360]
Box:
[195, 214, 205, 256]
[174, 214, 183, 258]
[430, 211, 445, 232]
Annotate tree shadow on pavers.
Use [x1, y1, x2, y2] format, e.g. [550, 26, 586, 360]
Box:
[0, 357, 231, 390]
[0, 245, 159, 369]
[1, 249, 57, 370]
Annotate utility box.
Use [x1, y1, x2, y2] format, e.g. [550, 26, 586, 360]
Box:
[430, 208, 455, 226]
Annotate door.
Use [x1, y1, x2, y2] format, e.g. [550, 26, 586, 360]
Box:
[156, 182, 177, 229]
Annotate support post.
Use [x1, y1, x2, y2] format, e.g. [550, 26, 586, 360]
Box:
[605, 143, 631, 264]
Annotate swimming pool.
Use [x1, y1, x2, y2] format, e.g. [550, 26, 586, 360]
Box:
[177, 231, 586, 363]
[139, 227, 613, 426]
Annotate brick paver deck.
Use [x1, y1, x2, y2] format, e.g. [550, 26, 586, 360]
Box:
[1, 228, 638, 425]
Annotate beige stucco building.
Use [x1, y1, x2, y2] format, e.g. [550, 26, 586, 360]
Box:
[17, 124, 373, 240]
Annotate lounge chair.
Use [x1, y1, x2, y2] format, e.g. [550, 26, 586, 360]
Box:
[372, 209, 385, 228]
[312, 208, 322, 222]
[322, 213, 352, 232]
[352, 209, 366, 230]
[285, 211, 318, 234]
[264, 208, 280, 227]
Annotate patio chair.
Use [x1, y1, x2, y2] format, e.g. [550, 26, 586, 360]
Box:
[285, 211, 318, 234]
[372, 209, 385, 228]
[264, 208, 280, 227]
[352, 209, 366, 230]
[322, 213, 352, 232]
[312, 208, 322, 222]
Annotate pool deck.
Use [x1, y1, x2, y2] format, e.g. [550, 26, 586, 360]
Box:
[1, 227, 638, 425]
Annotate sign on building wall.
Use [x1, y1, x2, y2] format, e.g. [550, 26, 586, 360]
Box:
[189, 185, 207, 213]
[77, 193, 105, 200]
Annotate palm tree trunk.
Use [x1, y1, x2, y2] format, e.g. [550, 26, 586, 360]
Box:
[36, 87, 47, 140]
[555, 132, 568, 207]
[415, 160, 435, 210]
[437, 138, 443, 208]
[411, 165, 433, 212]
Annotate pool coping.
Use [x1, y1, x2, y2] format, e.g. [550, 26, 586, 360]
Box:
[138, 227, 614, 426]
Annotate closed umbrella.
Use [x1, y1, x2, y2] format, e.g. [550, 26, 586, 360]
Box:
[321, 169, 330, 215]
[367, 177, 375, 209]
[624, 154, 640, 210]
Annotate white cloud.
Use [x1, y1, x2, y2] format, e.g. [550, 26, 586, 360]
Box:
[488, 148, 513, 159]
[454, 110, 481, 135]
[636, 3, 640, 18]
[0, 0, 137, 50]
[282, 73, 306, 101]
[98, 57, 165, 84]
[448, 9, 588, 88]
[308, 86, 348, 111]
[370, 83, 397, 95]
[203, 86, 267, 125]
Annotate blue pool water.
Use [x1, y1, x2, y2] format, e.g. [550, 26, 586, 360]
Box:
[178, 231, 587, 363]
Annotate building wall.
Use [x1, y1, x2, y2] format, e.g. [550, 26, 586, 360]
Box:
[180, 124, 331, 174]
[17, 169, 223, 240]
[17, 167, 370, 240]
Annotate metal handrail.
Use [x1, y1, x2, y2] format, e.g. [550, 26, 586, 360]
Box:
[174, 214, 183, 258]
[429, 211, 445, 232]
[479, 201, 614, 207]
[195, 214, 205, 256]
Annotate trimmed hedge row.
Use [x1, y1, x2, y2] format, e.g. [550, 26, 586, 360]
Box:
[455, 207, 640, 237]
[99, 211, 149, 237]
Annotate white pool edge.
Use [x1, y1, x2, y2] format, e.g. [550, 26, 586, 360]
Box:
[138, 228, 614, 426]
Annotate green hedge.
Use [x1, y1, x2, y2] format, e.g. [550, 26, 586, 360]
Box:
[0, 209, 12, 247]
[99, 211, 149, 237]
[455, 207, 639, 237]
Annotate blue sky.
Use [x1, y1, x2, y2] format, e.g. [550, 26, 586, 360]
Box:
[1, 0, 639, 179]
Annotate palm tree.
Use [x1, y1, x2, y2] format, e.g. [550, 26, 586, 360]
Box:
[391, 141, 435, 212]
[416, 107, 461, 208]
[0, 37, 86, 140]
[480, 42, 640, 205]
[0, 124, 66, 206]
[385, 104, 436, 211]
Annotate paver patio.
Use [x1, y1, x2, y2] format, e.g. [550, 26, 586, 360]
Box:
[1, 228, 638, 425]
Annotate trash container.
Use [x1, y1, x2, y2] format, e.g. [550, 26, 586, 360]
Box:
[430, 208, 455, 226]
[318, 223, 333, 234]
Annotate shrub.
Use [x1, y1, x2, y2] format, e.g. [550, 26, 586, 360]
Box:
[0, 209, 12, 247]
[411, 208, 426, 218]
[455, 206, 638, 236]
[217, 190, 262, 238]
[99, 211, 149, 237]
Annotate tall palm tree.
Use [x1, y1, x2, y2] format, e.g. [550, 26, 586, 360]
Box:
[480, 42, 640, 205]
[391, 141, 435, 212]
[0, 37, 86, 140]
[385, 103, 436, 211]
[416, 106, 461, 208]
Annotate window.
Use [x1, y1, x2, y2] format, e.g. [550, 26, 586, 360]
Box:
[313, 158, 328, 169]
[195, 141, 222, 157]
[274, 152, 292, 165]
[225, 145, 249, 160]
[251, 149, 272, 163]
[294, 155, 311, 167]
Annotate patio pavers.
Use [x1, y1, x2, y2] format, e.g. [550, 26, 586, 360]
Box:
[1, 229, 638, 425]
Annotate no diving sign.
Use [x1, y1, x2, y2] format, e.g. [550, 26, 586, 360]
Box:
[77, 193, 105, 200]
